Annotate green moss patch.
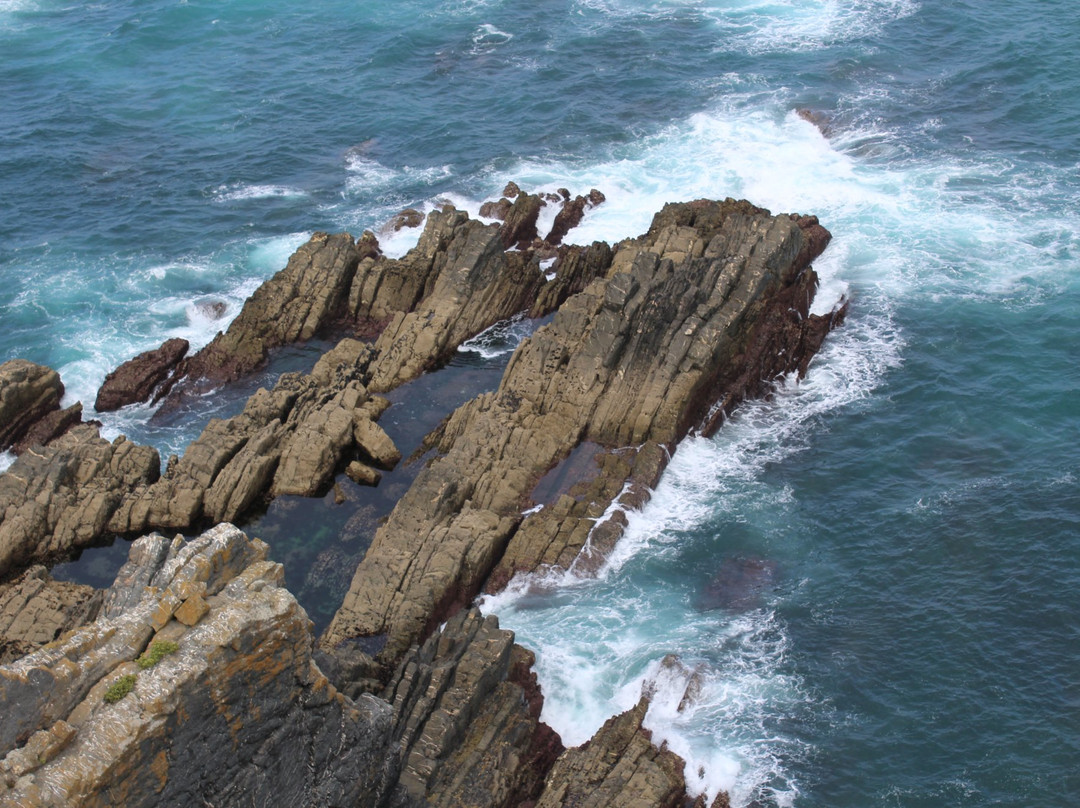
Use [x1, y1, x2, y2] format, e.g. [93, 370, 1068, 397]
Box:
[137, 640, 179, 670]
[103, 674, 137, 704]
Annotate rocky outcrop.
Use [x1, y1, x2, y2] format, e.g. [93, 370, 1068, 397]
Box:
[0, 524, 399, 807]
[533, 698, 688, 808]
[108, 338, 397, 534]
[0, 425, 159, 579]
[0, 566, 101, 664]
[545, 188, 605, 245]
[363, 209, 543, 392]
[374, 608, 562, 808]
[161, 231, 367, 401]
[94, 337, 189, 412]
[323, 199, 837, 669]
[0, 360, 68, 454]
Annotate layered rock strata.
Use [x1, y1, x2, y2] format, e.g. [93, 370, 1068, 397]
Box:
[0, 360, 82, 456]
[107, 338, 397, 534]
[0, 425, 158, 579]
[323, 199, 837, 672]
[378, 608, 562, 808]
[533, 698, 688, 808]
[0, 524, 398, 807]
[0, 195, 842, 808]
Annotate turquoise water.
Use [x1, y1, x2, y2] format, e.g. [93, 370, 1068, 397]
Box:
[2, 1, 1078, 805]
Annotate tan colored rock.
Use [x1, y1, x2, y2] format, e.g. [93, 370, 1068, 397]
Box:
[364, 210, 542, 392]
[346, 461, 382, 487]
[0, 567, 101, 664]
[0, 425, 159, 578]
[172, 593, 209, 626]
[163, 231, 363, 401]
[354, 415, 401, 470]
[533, 698, 688, 808]
[110, 338, 382, 534]
[324, 200, 837, 670]
[0, 360, 65, 453]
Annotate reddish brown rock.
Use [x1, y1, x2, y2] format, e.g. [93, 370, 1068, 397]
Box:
[94, 337, 189, 413]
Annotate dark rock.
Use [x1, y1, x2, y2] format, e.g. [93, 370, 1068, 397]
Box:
[498, 192, 544, 249]
[545, 188, 605, 245]
[10, 403, 83, 455]
[391, 208, 425, 231]
[696, 556, 778, 612]
[479, 198, 513, 221]
[194, 299, 228, 320]
[796, 107, 833, 136]
[94, 337, 189, 412]
[501, 181, 521, 198]
[379, 608, 562, 808]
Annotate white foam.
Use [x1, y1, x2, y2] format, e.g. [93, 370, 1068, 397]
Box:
[470, 22, 513, 54]
[212, 183, 307, 202]
[0, 451, 14, 474]
[702, 0, 920, 56]
[457, 312, 536, 359]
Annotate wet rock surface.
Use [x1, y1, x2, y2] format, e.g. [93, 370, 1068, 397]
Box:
[94, 337, 189, 413]
[375, 608, 562, 808]
[323, 199, 836, 668]
[533, 698, 690, 808]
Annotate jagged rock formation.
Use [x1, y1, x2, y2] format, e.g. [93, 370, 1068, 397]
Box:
[323, 199, 837, 671]
[108, 338, 397, 534]
[0, 425, 158, 579]
[0, 566, 101, 664]
[94, 337, 189, 412]
[0, 194, 843, 808]
[0, 360, 82, 455]
[378, 608, 562, 808]
[534, 698, 688, 808]
[0, 524, 398, 807]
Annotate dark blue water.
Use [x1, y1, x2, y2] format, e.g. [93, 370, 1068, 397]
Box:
[2, 0, 1078, 805]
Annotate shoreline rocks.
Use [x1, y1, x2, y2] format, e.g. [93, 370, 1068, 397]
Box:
[0, 192, 844, 808]
[322, 199, 836, 671]
[0, 525, 401, 807]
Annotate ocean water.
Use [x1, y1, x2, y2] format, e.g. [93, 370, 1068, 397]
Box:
[2, 1, 1078, 806]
